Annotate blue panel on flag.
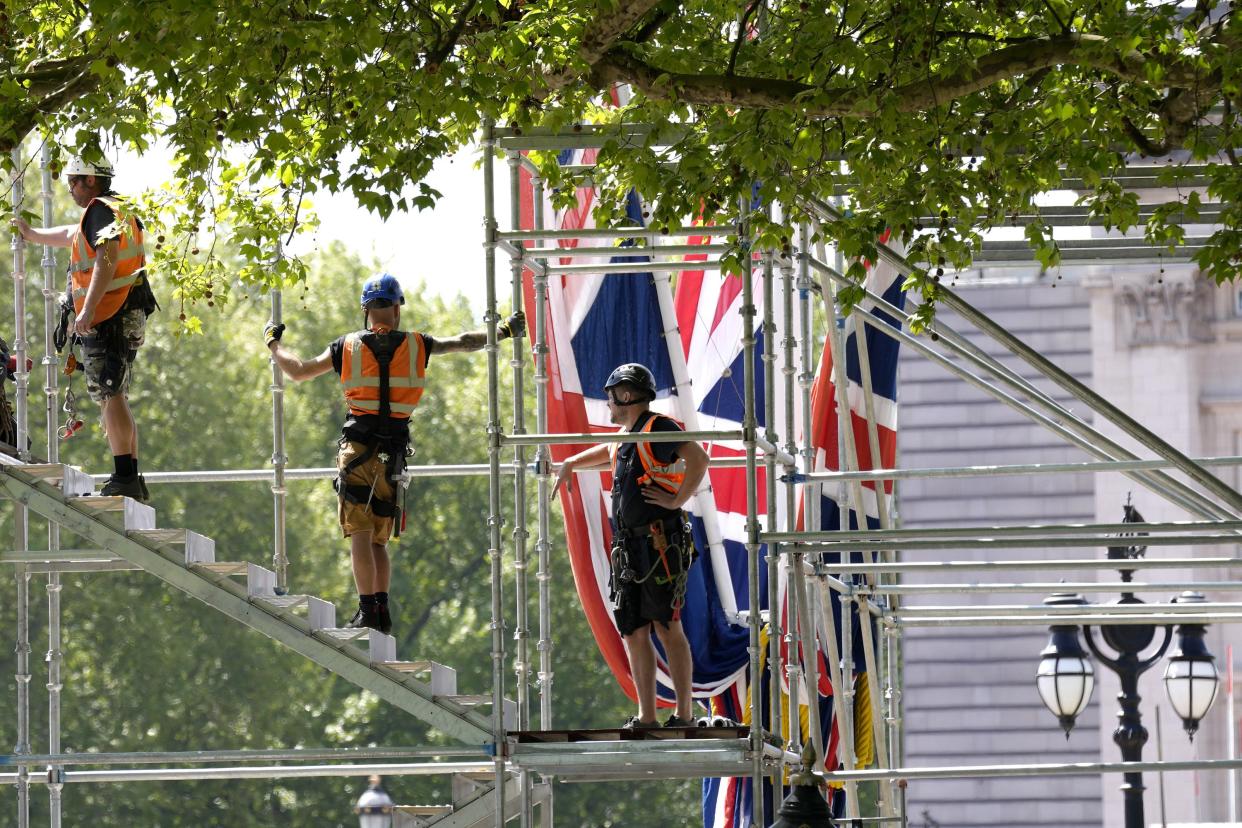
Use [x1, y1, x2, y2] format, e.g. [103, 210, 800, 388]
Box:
[571, 275, 674, 398]
[695, 331, 766, 428]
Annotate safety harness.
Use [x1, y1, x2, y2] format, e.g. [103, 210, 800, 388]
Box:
[335, 330, 412, 537]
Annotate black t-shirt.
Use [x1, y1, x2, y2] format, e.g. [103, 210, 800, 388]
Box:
[81, 192, 143, 248]
[329, 330, 436, 438]
[611, 411, 685, 530]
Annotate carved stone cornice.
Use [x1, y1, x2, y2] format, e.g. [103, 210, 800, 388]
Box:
[1114, 268, 1215, 347]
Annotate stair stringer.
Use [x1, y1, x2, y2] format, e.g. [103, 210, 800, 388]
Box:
[0, 465, 494, 745]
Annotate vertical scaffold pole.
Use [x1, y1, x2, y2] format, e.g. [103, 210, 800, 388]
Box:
[481, 122, 508, 828]
[778, 242, 798, 798]
[530, 171, 555, 827]
[11, 145, 32, 828]
[739, 198, 765, 828]
[40, 141, 67, 827]
[506, 150, 533, 828]
[269, 242, 289, 594]
[761, 243, 783, 761]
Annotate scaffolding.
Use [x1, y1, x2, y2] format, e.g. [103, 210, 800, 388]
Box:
[4, 123, 1242, 828]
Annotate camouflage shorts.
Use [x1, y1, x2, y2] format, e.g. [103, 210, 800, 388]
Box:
[81, 307, 146, 403]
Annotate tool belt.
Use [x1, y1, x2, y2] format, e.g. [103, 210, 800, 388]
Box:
[334, 432, 410, 520]
[609, 513, 695, 609]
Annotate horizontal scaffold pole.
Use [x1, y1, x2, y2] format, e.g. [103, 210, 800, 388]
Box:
[799, 454, 1242, 483]
[785, 533, 1242, 552]
[0, 745, 486, 767]
[767, 519, 1242, 543]
[821, 557, 1242, 574]
[869, 580, 1242, 595]
[895, 612, 1242, 627]
[502, 429, 743, 447]
[0, 761, 495, 785]
[825, 756, 1242, 784]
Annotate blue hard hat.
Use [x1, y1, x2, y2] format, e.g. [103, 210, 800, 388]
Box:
[360, 273, 405, 308]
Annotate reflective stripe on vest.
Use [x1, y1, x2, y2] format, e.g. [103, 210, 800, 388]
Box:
[339, 330, 426, 419]
[69, 196, 147, 324]
[634, 414, 686, 493]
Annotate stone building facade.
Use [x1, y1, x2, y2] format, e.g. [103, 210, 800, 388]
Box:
[897, 268, 1240, 827]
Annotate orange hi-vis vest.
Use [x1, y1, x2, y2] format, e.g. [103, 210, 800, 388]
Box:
[611, 413, 687, 493]
[339, 330, 426, 419]
[69, 196, 147, 324]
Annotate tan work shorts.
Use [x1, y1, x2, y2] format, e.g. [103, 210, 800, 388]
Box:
[336, 439, 395, 544]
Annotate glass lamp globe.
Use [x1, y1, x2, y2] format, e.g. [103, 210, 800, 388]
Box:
[1164, 592, 1220, 739]
[1037, 594, 1095, 736]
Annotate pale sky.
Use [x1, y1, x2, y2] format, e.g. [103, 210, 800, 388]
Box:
[116, 142, 507, 314]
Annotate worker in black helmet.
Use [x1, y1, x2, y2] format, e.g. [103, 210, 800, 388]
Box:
[552, 362, 709, 730]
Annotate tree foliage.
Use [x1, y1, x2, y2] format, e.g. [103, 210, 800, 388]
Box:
[4, 0, 1241, 323]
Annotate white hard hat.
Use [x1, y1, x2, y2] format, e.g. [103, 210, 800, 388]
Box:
[64, 156, 115, 178]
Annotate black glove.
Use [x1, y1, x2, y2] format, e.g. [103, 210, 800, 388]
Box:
[498, 310, 526, 340]
[53, 293, 72, 353]
[264, 322, 286, 347]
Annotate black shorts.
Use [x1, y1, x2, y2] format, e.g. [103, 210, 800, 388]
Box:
[612, 531, 693, 636]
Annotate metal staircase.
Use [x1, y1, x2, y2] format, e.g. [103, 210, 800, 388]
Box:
[0, 461, 506, 747]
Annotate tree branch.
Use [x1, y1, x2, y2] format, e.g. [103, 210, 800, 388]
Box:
[591, 32, 1226, 120]
[727, 0, 763, 77]
[424, 0, 478, 69]
[631, 1, 676, 43]
[545, 0, 666, 91]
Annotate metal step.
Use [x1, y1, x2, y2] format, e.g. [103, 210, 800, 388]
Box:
[319, 628, 396, 663]
[130, 528, 215, 565]
[257, 593, 310, 610]
[395, 804, 454, 818]
[446, 695, 517, 729]
[76, 496, 156, 531]
[246, 563, 276, 597]
[191, 561, 248, 576]
[378, 660, 458, 695]
[20, 463, 95, 497]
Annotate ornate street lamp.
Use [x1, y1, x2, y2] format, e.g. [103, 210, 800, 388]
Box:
[1036, 500, 1220, 828]
[355, 775, 394, 828]
[1036, 593, 1095, 735]
[772, 742, 835, 828]
[1163, 591, 1221, 738]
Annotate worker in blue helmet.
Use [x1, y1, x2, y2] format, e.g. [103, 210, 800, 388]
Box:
[263, 272, 524, 634]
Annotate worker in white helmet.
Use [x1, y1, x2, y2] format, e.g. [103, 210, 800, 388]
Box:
[12, 154, 158, 500]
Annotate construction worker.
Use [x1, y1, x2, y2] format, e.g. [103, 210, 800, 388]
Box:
[12, 154, 157, 499]
[265, 273, 524, 634]
[552, 363, 708, 729]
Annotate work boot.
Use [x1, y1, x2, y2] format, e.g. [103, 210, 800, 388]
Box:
[100, 473, 147, 501]
[376, 603, 392, 635]
[345, 605, 382, 631]
[663, 714, 696, 729]
[621, 715, 660, 731]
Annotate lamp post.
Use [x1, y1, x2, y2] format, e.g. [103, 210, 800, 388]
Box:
[1036, 501, 1220, 828]
[772, 742, 836, 828]
[355, 775, 394, 828]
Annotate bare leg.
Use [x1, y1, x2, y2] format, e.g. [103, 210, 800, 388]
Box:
[623, 624, 659, 724]
[350, 531, 376, 594]
[100, 394, 137, 457]
[372, 543, 390, 593]
[654, 620, 694, 720]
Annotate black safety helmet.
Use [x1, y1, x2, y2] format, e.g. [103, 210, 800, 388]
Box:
[604, 363, 658, 402]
